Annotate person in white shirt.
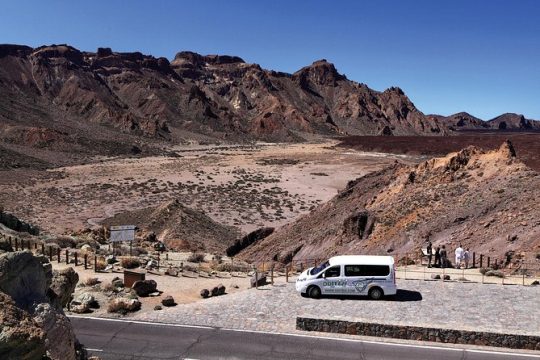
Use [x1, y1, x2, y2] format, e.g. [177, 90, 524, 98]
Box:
[455, 244, 464, 268]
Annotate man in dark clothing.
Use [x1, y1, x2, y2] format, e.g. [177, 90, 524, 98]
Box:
[434, 246, 441, 267]
[440, 245, 448, 268]
[427, 241, 433, 268]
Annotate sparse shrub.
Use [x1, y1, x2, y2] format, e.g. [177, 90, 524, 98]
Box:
[84, 277, 100, 286]
[182, 264, 198, 272]
[107, 298, 141, 314]
[121, 257, 141, 269]
[101, 283, 115, 292]
[187, 252, 205, 263]
[95, 258, 107, 271]
[215, 263, 249, 272]
[479, 267, 491, 275]
[49, 236, 77, 249]
[116, 245, 148, 256]
[485, 270, 505, 278]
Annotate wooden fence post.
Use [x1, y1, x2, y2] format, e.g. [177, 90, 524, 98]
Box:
[255, 269, 259, 289]
[57, 248, 61, 263]
[48, 247, 52, 262]
[65, 249, 69, 264]
[285, 265, 289, 283]
[74, 252, 78, 266]
[271, 265, 274, 285]
[480, 254, 483, 268]
[14, 238, 18, 251]
[472, 252, 476, 268]
[84, 254, 88, 270]
[487, 257, 491, 268]
[94, 255, 97, 273]
[41, 243, 45, 255]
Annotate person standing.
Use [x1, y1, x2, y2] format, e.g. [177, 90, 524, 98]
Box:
[434, 246, 441, 268]
[455, 244, 464, 268]
[440, 245, 448, 268]
[426, 241, 433, 268]
[463, 248, 470, 269]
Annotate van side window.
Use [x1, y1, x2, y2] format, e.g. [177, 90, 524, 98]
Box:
[324, 266, 341, 278]
[345, 265, 390, 277]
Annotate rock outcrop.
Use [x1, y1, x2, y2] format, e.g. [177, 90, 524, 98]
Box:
[0, 250, 83, 359]
[239, 141, 540, 264]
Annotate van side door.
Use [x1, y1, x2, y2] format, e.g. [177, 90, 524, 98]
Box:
[344, 265, 368, 295]
[320, 265, 345, 295]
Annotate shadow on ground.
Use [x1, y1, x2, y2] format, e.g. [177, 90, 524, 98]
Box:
[315, 289, 422, 302]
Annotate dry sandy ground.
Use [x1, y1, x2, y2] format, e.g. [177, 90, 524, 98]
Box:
[53, 260, 290, 316]
[0, 141, 421, 235]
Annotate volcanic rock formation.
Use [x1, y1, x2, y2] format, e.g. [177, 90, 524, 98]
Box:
[102, 199, 240, 253]
[239, 141, 540, 264]
[0, 250, 84, 359]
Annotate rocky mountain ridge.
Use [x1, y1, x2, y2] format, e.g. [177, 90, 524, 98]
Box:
[0, 43, 447, 151]
[431, 112, 540, 131]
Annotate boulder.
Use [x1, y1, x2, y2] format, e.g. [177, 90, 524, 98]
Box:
[154, 305, 162, 311]
[111, 277, 124, 288]
[161, 295, 176, 307]
[430, 274, 441, 280]
[250, 272, 268, 288]
[443, 275, 451, 281]
[0, 251, 49, 307]
[217, 284, 226, 295]
[200, 289, 210, 298]
[0, 292, 46, 359]
[80, 244, 92, 252]
[71, 292, 98, 309]
[0, 251, 80, 360]
[211, 286, 220, 297]
[107, 297, 141, 313]
[132, 279, 157, 297]
[165, 267, 179, 277]
[49, 268, 79, 310]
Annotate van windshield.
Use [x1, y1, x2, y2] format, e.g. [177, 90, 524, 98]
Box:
[310, 261, 329, 275]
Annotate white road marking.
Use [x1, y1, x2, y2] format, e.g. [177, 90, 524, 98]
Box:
[86, 348, 103, 352]
[69, 316, 540, 358]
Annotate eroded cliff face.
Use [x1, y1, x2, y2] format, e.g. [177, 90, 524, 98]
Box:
[240, 141, 540, 264]
[0, 250, 82, 360]
[0, 44, 446, 151]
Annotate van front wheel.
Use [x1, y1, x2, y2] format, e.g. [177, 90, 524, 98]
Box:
[307, 286, 321, 299]
[368, 287, 383, 300]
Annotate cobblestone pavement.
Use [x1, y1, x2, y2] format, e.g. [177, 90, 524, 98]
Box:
[130, 279, 540, 336]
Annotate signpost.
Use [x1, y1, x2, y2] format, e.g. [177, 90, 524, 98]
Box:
[110, 225, 136, 256]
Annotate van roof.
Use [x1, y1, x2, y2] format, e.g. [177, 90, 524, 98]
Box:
[328, 255, 394, 266]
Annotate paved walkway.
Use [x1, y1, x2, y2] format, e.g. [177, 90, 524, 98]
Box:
[131, 280, 540, 336]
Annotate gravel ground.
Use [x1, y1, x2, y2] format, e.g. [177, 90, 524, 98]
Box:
[129, 279, 540, 337]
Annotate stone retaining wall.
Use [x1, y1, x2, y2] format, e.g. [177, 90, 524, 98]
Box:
[296, 317, 540, 350]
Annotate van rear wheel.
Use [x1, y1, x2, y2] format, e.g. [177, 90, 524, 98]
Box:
[307, 286, 321, 299]
[368, 287, 383, 300]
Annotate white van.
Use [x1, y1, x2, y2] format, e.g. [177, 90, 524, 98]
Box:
[295, 255, 396, 300]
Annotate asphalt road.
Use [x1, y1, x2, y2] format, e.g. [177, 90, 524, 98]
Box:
[71, 317, 540, 360]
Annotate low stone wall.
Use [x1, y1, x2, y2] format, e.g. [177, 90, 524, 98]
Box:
[296, 317, 540, 350]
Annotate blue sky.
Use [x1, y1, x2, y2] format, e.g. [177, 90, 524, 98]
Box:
[2, 0, 539, 119]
